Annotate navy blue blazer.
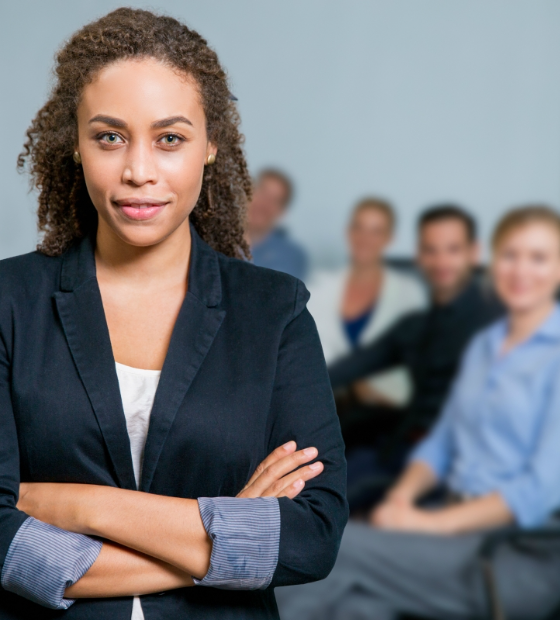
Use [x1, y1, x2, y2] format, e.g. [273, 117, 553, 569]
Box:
[0, 228, 348, 619]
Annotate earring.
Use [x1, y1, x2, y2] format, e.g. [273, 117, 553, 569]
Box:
[73, 151, 82, 165]
[206, 153, 216, 165]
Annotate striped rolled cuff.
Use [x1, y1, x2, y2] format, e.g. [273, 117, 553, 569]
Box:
[1, 517, 102, 609]
[194, 496, 280, 590]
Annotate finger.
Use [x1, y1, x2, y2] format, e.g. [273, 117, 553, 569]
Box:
[242, 441, 297, 491]
[277, 478, 305, 500]
[243, 447, 318, 498]
[263, 461, 324, 499]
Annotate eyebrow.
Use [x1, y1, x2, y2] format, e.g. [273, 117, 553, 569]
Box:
[88, 114, 193, 128]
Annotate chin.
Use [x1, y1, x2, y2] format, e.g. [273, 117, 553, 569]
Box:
[500, 296, 540, 314]
[110, 222, 175, 248]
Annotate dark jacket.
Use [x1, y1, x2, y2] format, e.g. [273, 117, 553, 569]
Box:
[0, 228, 348, 619]
[329, 280, 503, 429]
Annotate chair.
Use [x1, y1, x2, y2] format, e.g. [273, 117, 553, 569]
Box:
[480, 523, 560, 620]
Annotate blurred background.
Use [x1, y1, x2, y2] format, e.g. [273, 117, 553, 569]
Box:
[3, 4, 560, 618]
[2, 0, 560, 265]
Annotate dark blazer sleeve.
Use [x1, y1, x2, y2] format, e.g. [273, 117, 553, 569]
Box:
[328, 320, 404, 390]
[268, 281, 348, 587]
[0, 326, 30, 571]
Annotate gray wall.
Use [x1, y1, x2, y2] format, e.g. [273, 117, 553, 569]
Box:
[2, 1, 560, 266]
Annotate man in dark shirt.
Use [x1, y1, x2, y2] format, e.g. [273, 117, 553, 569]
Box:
[330, 205, 503, 459]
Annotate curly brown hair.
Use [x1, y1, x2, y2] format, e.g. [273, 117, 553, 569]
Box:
[18, 7, 251, 258]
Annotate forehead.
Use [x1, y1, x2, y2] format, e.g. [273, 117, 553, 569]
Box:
[421, 218, 471, 243]
[352, 207, 391, 227]
[78, 57, 205, 126]
[499, 222, 560, 247]
[258, 176, 287, 194]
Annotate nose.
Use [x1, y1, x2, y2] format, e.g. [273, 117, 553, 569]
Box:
[122, 140, 158, 186]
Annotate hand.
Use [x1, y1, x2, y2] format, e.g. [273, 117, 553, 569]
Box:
[370, 498, 444, 534]
[351, 381, 396, 407]
[237, 441, 323, 500]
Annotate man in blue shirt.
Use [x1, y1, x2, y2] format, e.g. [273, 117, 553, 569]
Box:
[247, 169, 308, 281]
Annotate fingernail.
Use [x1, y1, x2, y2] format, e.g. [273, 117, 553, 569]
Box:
[309, 462, 322, 471]
[293, 479, 304, 489]
[283, 441, 296, 451]
[304, 447, 317, 456]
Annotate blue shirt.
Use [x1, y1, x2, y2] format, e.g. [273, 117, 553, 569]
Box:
[412, 304, 560, 528]
[251, 228, 308, 281]
[343, 306, 375, 348]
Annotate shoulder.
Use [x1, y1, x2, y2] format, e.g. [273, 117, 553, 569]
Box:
[269, 229, 307, 260]
[384, 266, 426, 299]
[307, 268, 345, 294]
[0, 250, 62, 297]
[216, 253, 309, 322]
[461, 317, 502, 364]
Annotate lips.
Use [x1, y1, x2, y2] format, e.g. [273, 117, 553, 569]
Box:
[114, 200, 169, 221]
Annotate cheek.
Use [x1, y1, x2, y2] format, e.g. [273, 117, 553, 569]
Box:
[531, 262, 560, 288]
[82, 161, 120, 211]
[159, 152, 205, 208]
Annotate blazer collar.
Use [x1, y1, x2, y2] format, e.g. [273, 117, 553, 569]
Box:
[60, 224, 222, 307]
[55, 224, 225, 492]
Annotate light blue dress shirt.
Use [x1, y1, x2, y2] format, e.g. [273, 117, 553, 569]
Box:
[412, 304, 560, 528]
[251, 228, 308, 281]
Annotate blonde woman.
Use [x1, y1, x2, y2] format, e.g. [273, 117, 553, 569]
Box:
[309, 198, 426, 408]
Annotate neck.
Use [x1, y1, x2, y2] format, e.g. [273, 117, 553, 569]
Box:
[432, 275, 471, 305]
[507, 300, 555, 344]
[247, 224, 273, 246]
[95, 218, 191, 287]
[350, 261, 383, 280]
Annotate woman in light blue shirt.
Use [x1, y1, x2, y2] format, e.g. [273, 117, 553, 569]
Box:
[277, 205, 560, 620]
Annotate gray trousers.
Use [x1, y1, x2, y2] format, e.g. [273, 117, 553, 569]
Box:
[275, 522, 560, 620]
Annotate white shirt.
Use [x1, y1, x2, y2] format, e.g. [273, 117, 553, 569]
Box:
[115, 362, 161, 620]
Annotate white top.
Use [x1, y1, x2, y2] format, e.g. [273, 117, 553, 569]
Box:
[115, 362, 161, 620]
[307, 266, 427, 405]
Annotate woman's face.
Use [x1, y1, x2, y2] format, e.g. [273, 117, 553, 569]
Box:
[348, 208, 392, 267]
[77, 57, 216, 248]
[492, 222, 560, 313]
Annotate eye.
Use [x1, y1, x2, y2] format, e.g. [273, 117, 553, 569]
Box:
[159, 134, 183, 146]
[99, 132, 124, 145]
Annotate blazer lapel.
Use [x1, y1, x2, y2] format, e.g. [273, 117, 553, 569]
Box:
[140, 227, 226, 492]
[54, 236, 137, 490]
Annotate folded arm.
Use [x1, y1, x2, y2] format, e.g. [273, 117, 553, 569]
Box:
[17, 441, 322, 597]
[66, 541, 193, 598]
[267, 296, 349, 587]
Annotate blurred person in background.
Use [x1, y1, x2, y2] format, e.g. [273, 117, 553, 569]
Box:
[330, 205, 502, 456]
[246, 168, 308, 280]
[277, 205, 560, 620]
[308, 197, 426, 410]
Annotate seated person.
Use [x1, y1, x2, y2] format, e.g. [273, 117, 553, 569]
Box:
[277, 205, 560, 620]
[246, 168, 308, 280]
[308, 197, 426, 408]
[328, 204, 502, 455]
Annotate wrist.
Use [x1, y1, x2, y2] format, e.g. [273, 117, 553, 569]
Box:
[427, 508, 455, 535]
[386, 487, 415, 505]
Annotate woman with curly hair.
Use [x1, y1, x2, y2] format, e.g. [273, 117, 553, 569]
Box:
[0, 8, 347, 620]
